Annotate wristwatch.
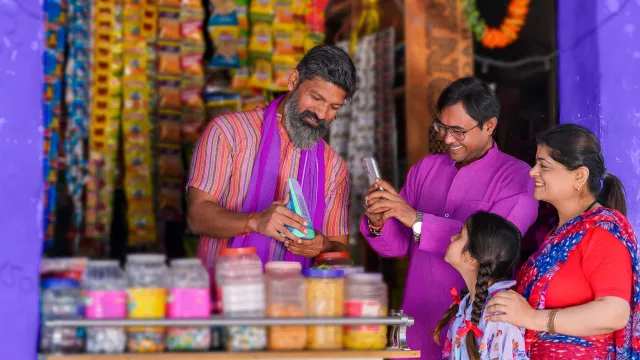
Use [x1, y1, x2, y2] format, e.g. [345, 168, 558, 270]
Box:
[412, 211, 423, 242]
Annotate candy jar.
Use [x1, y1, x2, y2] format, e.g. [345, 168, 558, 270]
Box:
[216, 247, 266, 351]
[344, 273, 388, 350]
[304, 269, 345, 350]
[166, 258, 211, 351]
[265, 261, 306, 350]
[313, 252, 352, 269]
[125, 254, 168, 353]
[40, 278, 85, 353]
[83, 260, 127, 353]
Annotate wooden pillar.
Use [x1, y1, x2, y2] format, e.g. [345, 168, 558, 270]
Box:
[404, 0, 473, 165]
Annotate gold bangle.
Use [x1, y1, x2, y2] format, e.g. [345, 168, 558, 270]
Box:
[547, 309, 560, 334]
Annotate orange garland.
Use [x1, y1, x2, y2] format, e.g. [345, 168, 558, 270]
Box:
[461, 0, 530, 49]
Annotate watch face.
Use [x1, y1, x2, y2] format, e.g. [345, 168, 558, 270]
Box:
[412, 222, 422, 233]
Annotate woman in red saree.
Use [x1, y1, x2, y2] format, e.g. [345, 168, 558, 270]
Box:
[485, 124, 639, 359]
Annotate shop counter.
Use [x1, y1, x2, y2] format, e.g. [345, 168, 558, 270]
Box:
[41, 313, 418, 360]
[43, 350, 420, 360]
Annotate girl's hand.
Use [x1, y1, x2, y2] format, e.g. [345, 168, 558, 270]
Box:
[485, 290, 537, 329]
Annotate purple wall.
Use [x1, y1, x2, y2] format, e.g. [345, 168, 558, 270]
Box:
[558, 0, 640, 231]
[0, 0, 43, 358]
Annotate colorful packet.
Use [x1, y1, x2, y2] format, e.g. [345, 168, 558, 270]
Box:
[249, 0, 275, 22]
[157, 43, 182, 75]
[231, 67, 250, 90]
[210, 25, 240, 68]
[235, 0, 250, 30]
[181, 43, 205, 76]
[272, 54, 296, 90]
[158, 77, 182, 109]
[181, 80, 205, 111]
[158, 9, 182, 41]
[248, 22, 273, 59]
[158, 120, 183, 143]
[273, 22, 294, 55]
[274, 0, 293, 23]
[248, 58, 273, 89]
[181, 10, 205, 45]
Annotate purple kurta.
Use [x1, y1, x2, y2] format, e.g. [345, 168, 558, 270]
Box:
[360, 145, 538, 360]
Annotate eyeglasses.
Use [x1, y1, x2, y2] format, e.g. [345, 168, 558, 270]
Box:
[432, 120, 480, 141]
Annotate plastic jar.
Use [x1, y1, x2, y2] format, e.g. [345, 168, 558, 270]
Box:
[216, 247, 266, 351]
[344, 273, 388, 350]
[265, 261, 306, 350]
[304, 269, 345, 350]
[313, 252, 351, 269]
[125, 254, 168, 353]
[166, 258, 211, 351]
[83, 260, 127, 354]
[40, 278, 85, 353]
[342, 266, 365, 277]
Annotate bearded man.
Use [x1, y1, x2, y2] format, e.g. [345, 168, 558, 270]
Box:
[187, 45, 356, 305]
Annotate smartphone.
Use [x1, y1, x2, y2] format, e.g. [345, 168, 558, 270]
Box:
[283, 178, 315, 240]
[363, 157, 383, 190]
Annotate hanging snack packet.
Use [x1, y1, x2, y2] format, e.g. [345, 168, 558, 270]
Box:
[248, 22, 273, 59]
[158, 8, 181, 41]
[235, 0, 250, 30]
[181, 0, 202, 10]
[292, 21, 306, 54]
[212, 0, 237, 17]
[158, 119, 183, 144]
[181, 43, 205, 77]
[274, 0, 293, 23]
[273, 22, 294, 55]
[249, 0, 275, 23]
[181, 79, 205, 111]
[304, 32, 325, 53]
[248, 58, 273, 89]
[158, 77, 182, 109]
[159, 0, 181, 6]
[231, 67, 250, 90]
[181, 10, 205, 45]
[210, 25, 240, 68]
[272, 54, 296, 91]
[158, 43, 182, 76]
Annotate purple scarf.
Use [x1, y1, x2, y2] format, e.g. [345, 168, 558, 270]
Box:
[228, 95, 326, 269]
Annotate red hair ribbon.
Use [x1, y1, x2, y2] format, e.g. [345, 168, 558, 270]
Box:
[450, 287, 461, 305]
[457, 320, 483, 339]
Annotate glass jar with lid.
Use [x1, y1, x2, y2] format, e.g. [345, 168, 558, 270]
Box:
[125, 254, 168, 353]
[313, 252, 351, 268]
[344, 273, 388, 350]
[83, 260, 127, 354]
[304, 268, 345, 350]
[216, 247, 266, 351]
[40, 277, 85, 353]
[265, 261, 306, 350]
[166, 258, 211, 351]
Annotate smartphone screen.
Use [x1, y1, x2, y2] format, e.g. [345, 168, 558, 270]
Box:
[363, 157, 384, 190]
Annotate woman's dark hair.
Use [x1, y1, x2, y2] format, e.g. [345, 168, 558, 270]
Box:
[296, 45, 357, 100]
[537, 124, 627, 216]
[432, 212, 522, 360]
[437, 77, 500, 126]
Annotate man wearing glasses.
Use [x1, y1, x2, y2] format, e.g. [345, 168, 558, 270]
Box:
[361, 77, 538, 359]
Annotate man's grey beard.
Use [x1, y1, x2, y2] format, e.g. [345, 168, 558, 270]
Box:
[283, 90, 331, 149]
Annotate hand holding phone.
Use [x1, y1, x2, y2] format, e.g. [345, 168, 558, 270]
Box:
[363, 157, 384, 190]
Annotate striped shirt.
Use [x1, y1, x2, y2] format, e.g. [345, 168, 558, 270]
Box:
[187, 108, 350, 275]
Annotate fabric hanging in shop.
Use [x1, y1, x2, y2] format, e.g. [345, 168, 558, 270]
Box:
[330, 29, 397, 248]
[329, 42, 352, 160]
[85, 0, 123, 250]
[64, 0, 91, 251]
[43, 0, 69, 245]
[373, 28, 398, 189]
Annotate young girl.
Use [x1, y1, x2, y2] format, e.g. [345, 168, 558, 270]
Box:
[433, 212, 529, 360]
